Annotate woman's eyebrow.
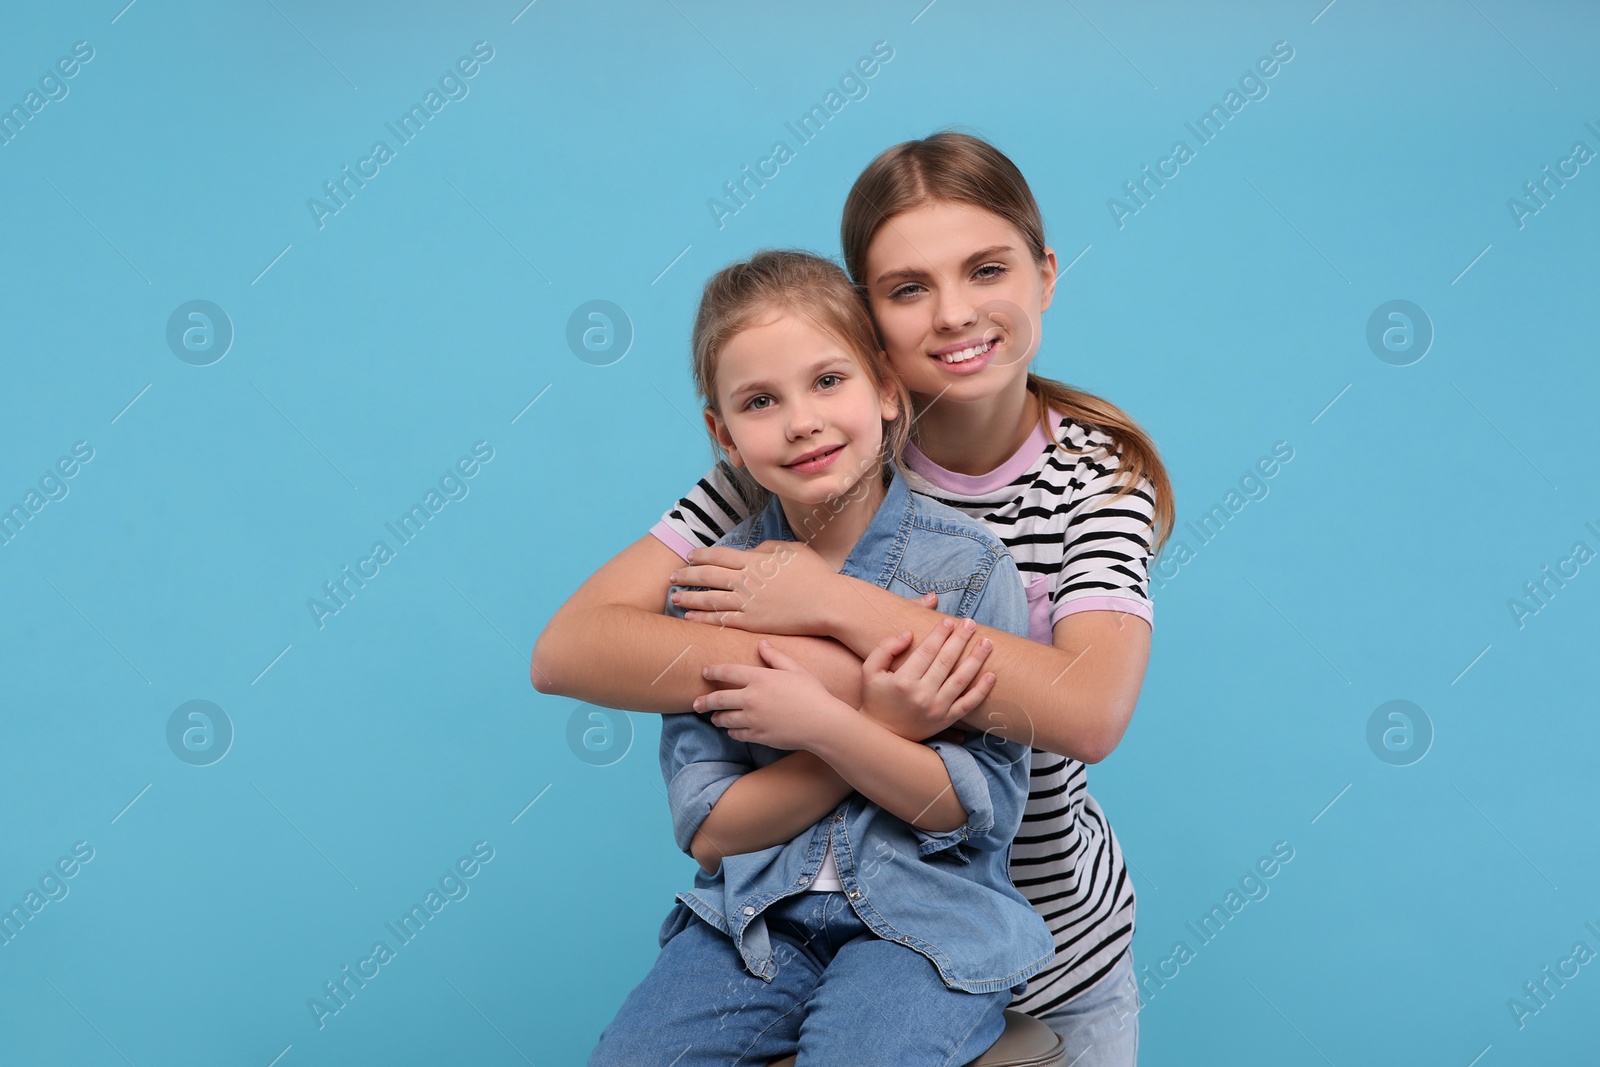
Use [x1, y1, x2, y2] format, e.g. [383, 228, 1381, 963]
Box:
[873, 245, 1015, 287]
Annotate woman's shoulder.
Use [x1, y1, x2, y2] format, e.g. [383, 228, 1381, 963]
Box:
[1044, 411, 1158, 509]
[1045, 411, 1126, 471]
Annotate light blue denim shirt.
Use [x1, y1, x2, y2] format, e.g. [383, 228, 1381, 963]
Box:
[658, 465, 1055, 995]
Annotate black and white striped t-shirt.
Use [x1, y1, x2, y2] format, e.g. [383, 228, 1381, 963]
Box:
[648, 410, 1157, 1014]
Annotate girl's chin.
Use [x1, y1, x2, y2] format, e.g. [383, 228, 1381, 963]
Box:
[768, 474, 875, 510]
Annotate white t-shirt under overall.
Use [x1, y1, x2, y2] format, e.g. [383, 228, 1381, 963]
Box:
[650, 410, 1157, 1014]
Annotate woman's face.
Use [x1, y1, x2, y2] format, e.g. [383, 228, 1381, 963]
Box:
[861, 199, 1058, 406]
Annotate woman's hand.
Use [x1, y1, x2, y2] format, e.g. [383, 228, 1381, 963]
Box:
[859, 618, 997, 742]
[670, 540, 845, 636]
[697, 641, 856, 751]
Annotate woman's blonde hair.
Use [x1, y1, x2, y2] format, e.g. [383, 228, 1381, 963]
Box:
[842, 131, 1174, 556]
[691, 249, 912, 511]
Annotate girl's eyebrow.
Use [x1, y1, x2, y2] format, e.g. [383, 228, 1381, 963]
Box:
[872, 245, 1015, 287]
[725, 354, 854, 399]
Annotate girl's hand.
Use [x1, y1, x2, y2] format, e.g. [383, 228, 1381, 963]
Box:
[670, 540, 843, 636]
[859, 618, 997, 742]
[697, 641, 854, 751]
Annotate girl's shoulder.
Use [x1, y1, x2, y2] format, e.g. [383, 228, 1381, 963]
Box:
[903, 488, 1010, 558]
[716, 512, 774, 551]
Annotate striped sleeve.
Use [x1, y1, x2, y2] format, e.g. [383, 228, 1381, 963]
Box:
[1048, 446, 1157, 631]
[648, 461, 758, 561]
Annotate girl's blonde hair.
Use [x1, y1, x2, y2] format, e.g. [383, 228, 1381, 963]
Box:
[841, 131, 1175, 556]
[691, 249, 912, 512]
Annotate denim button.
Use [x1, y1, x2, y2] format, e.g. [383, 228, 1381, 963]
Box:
[848, 889, 860, 900]
[743, 906, 755, 916]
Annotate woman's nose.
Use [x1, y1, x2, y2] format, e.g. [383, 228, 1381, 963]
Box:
[933, 290, 978, 332]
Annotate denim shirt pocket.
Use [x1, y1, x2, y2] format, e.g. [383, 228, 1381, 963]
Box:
[891, 566, 985, 618]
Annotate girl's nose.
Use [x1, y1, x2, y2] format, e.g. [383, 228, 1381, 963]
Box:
[786, 400, 823, 438]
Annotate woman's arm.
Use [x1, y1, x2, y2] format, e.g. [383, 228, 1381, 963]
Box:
[531, 535, 866, 712]
[534, 535, 867, 854]
[671, 541, 1151, 763]
[827, 583, 1150, 764]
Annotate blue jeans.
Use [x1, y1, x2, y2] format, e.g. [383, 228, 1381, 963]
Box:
[590, 891, 1012, 1066]
[1029, 950, 1140, 1065]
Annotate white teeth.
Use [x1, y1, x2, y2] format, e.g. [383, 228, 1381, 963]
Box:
[939, 340, 993, 364]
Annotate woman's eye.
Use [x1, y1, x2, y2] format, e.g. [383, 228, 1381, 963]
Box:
[974, 263, 1008, 280]
[888, 283, 923, 300]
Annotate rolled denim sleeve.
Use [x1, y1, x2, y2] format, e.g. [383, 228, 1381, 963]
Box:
[657, 589, 756, 857]
[909, 733, 1033, 857]
[659, 711, 753, 856]
[909, 546, 1033, 858]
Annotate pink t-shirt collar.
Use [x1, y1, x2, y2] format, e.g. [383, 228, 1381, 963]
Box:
[902, 408, 1060, 496]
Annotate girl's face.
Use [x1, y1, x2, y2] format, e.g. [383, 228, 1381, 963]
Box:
[704, 312, 899, 508]
[862, 199, 1058, 405]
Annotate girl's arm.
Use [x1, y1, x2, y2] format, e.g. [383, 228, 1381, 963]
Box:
[693, 690, 969, 873]
[688, 635, 998, 873]
[690, 708, 968, 873]
[689, 752, 854, 874]
[690, 623, 994, 867]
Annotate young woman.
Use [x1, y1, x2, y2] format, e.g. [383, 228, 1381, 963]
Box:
[588, 248, 1053, 1065]
[537, 132, 1173, 1064]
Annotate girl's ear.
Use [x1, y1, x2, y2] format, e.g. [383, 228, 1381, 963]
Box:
[703, 407, 745, 468]
[1038, 246, 1060, 313]
[877, 370, 901, 424]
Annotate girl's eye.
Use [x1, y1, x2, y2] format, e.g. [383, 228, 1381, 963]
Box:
[746, 395, 773, 411]
[817, 373, 843, 389]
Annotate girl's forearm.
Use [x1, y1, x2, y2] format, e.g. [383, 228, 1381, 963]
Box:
[804, 705, 968, 833]
[691, 709, 970, 874]
[690, 751, 856, 874]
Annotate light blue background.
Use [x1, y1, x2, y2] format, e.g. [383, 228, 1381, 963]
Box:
[2, 2, 1596, 1064]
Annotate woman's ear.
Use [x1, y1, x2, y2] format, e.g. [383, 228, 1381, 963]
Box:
[1038, 246, 1060, 313]
[703, 407, 745, 468]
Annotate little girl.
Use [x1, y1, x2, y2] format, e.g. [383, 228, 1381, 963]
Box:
[587, 250, 1054, 1066]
